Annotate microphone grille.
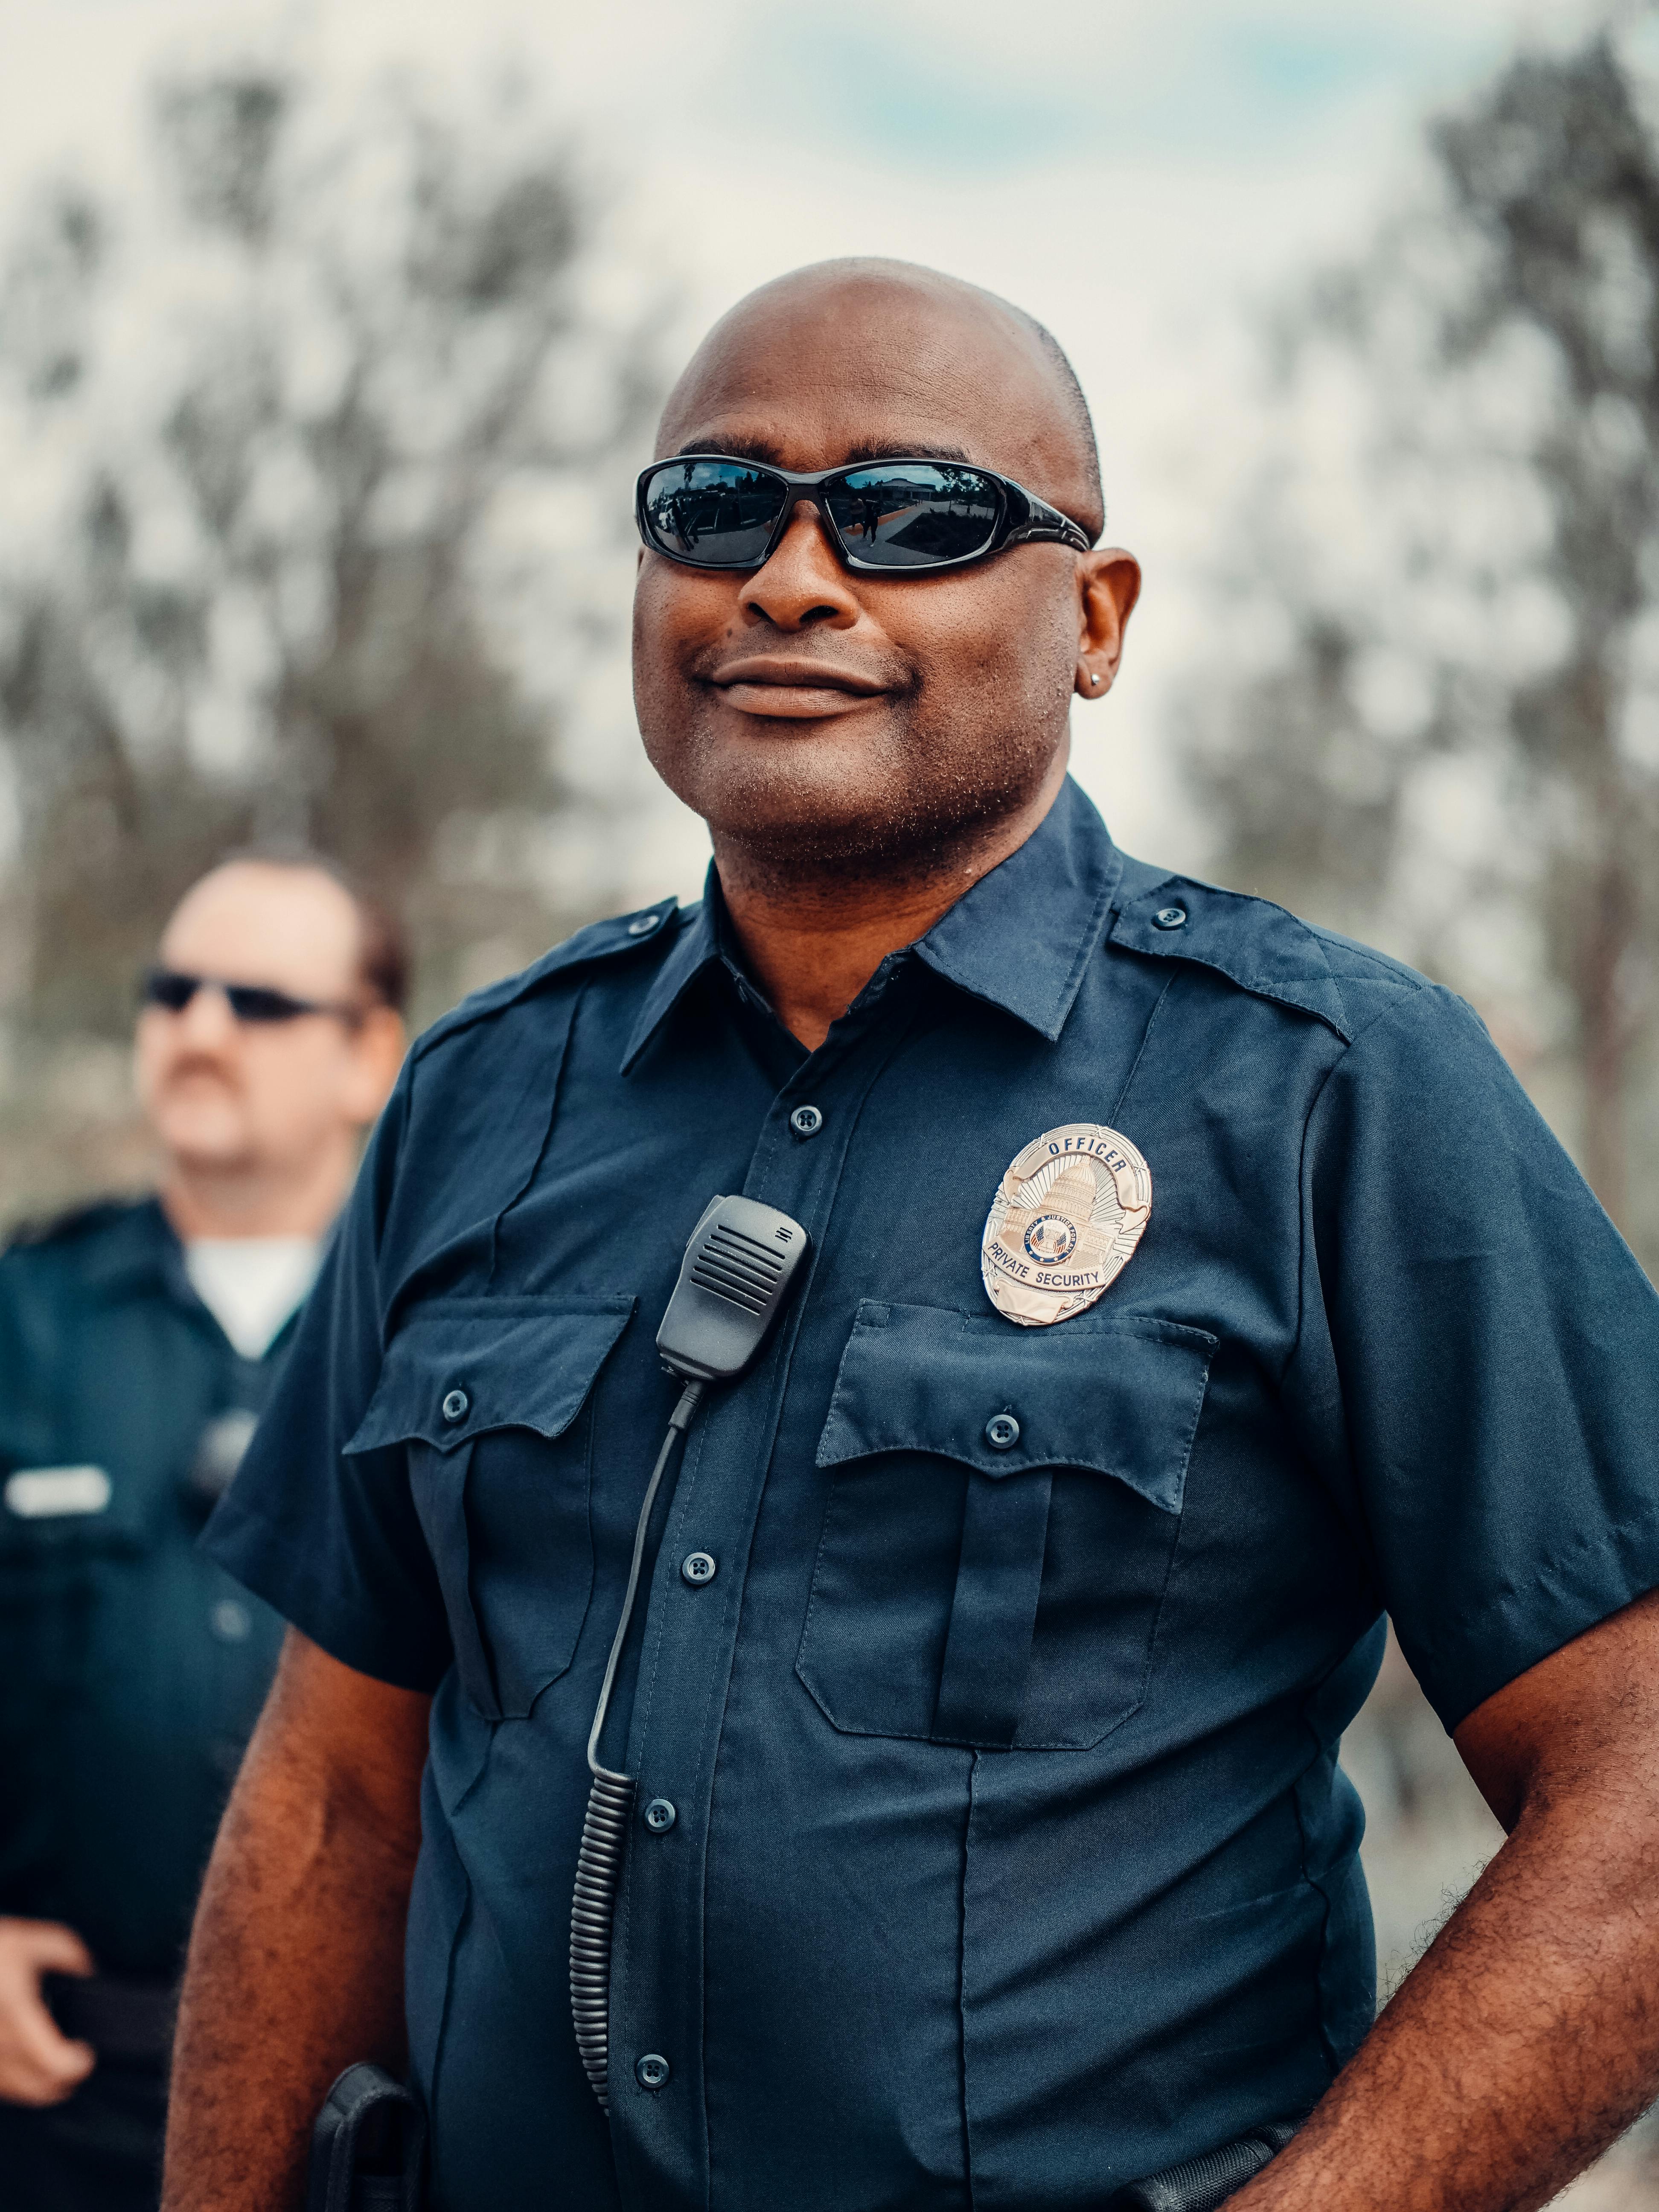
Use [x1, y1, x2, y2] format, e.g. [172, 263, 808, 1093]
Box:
[689, 1223, 786, 1315]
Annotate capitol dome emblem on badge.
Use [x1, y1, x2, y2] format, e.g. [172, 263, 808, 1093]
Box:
[1023, 1214, 1078, 1265]
[981, 1123, 1152, 1327]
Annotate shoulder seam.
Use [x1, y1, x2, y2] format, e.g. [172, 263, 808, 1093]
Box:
[410, 901, 684, 1063]
[1323, 973, 1478, 1057]
[1302, 920, 1439, 998]
[1279, 979, 1472, 1395]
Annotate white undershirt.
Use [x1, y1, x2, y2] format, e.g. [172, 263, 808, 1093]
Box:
[185, 1237, 321, 1360]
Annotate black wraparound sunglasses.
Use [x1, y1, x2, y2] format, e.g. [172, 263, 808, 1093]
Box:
[141, 967, 364, 1026]
[636, 454, 1095, 575]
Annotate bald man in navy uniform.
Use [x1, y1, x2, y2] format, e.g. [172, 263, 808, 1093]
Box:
[171, 266, 1659, 2212]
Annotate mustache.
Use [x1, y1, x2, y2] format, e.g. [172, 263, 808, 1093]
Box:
[155, 1050, 247, 1088]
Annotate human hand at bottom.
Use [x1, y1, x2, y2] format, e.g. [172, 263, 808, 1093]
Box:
[0, 1918, 96, 2105]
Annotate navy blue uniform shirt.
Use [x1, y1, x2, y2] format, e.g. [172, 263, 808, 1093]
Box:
[209, 778, 1659, 2212]
[0, 1197, 286, 1973]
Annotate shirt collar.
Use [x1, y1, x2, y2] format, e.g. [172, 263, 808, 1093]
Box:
[79, 1196, 218, 1325]
[620, 888, 726, 1072]
[620, 774, 1121, 1070]
[79, 1195, 179, 1295]
[911, 775, 1122, 1041]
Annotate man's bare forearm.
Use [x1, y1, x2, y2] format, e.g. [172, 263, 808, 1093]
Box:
[163, 1632, 430, 2212]
[1236, 1599, 1659, 2212]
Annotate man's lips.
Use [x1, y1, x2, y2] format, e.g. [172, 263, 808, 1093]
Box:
[708, 654, 892, 719]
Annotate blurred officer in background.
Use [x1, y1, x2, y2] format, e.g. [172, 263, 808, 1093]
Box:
[0, 852, 407, 2212]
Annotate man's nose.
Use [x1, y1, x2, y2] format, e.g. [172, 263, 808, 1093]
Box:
[175, 983, 239, 1044]
[738, 504, 860, 631]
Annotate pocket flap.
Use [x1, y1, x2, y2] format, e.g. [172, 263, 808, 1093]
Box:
[344, 1295, 636, 1457]
[815, 1300, 1216, 1513]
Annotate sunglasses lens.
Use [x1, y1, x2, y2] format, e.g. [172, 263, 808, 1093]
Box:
[641, 460, 786, 567]
[143, 969, 198, 1013]
[826, 464, 1002, 568]
[224, 985, 309, 1024]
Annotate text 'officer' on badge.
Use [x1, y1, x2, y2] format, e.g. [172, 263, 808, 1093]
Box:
[981, 1122, 1153, 1327]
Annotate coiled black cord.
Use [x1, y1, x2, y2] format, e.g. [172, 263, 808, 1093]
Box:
[570, 1377, 705, 2110]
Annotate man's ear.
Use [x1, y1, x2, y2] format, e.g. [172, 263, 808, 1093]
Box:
[345, 1007, 407, 1126]
[1075, 549, 1142, 699]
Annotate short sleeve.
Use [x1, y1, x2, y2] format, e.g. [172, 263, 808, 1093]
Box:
[1292, 985, 1659, 1732]
[204, 1078, 452, 1693]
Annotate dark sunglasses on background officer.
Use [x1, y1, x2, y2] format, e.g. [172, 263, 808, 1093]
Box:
[140, 967, 369, 1027]
[138, 962, 373, 1505]
[635, 451, 1095, 572]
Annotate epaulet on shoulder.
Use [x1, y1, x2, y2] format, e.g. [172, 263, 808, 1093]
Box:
[1109, 870, 1431, 1045]
[411, 898, 684, 1062]
[3, 1194, 139, 1256]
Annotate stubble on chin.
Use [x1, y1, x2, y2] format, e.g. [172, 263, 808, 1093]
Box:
[654, 692, 1061, 899]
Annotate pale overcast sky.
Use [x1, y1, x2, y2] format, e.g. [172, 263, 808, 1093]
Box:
[0, 0, 1615, 894]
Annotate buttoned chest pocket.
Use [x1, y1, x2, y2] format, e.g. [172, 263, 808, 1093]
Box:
[345, 1296, 634, 1720]
[0, 1469, 144, 1701]
[796, 1301, 1215, 1752]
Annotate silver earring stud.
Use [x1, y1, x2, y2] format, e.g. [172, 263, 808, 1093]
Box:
[1089, 672, 1101, 686]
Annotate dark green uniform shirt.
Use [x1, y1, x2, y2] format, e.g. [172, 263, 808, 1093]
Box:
[0, 1197, 286, 1977]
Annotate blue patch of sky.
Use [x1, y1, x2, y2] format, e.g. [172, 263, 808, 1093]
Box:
[752, 12, 1509, 172]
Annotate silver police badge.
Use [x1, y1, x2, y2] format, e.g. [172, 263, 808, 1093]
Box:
[981, 1123, 1153, 1327]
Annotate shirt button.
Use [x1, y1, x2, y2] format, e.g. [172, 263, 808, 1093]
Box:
[1152, 905, 1188, 930]
[643, 1798, 677, 1834]
[636, 2053, 671, 2091]
[210, 1598, 251, 1642]
[626, 912, 661, 937]
[789, 1103, 824, 1139]
[681, 1551, 717, 1588]
[984, 1413, 1021, 1451]
[441, 1389, 469, 1423]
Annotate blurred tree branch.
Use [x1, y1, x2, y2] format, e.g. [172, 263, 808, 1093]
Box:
[1176, 25, 1659, 1246]
[0, 60, 671, 1059]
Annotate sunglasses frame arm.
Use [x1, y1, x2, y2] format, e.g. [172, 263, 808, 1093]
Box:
[1000, 485, 1095, 555]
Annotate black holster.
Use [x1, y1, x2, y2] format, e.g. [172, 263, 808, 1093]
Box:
[1104, 2119, 1299, 2212]
[308, 2064, 426, 2212]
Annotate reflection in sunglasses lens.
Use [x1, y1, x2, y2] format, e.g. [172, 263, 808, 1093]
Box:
[642, 461, 786, 566]
[827, 465, 1001, 568]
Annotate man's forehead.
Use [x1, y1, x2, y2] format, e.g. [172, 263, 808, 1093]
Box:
[168, 862, 349, 927]
[656, 265, 1085, 496]
[163, 864, 361, 980]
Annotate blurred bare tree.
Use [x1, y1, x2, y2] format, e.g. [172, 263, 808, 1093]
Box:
[1176, 27, 1659, 1258]
[1180, 50, 1659, 2196]
[0, 60, 667, 1217]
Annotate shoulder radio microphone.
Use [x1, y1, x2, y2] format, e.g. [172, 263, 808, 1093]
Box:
[570, 1194, 809, 2110]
